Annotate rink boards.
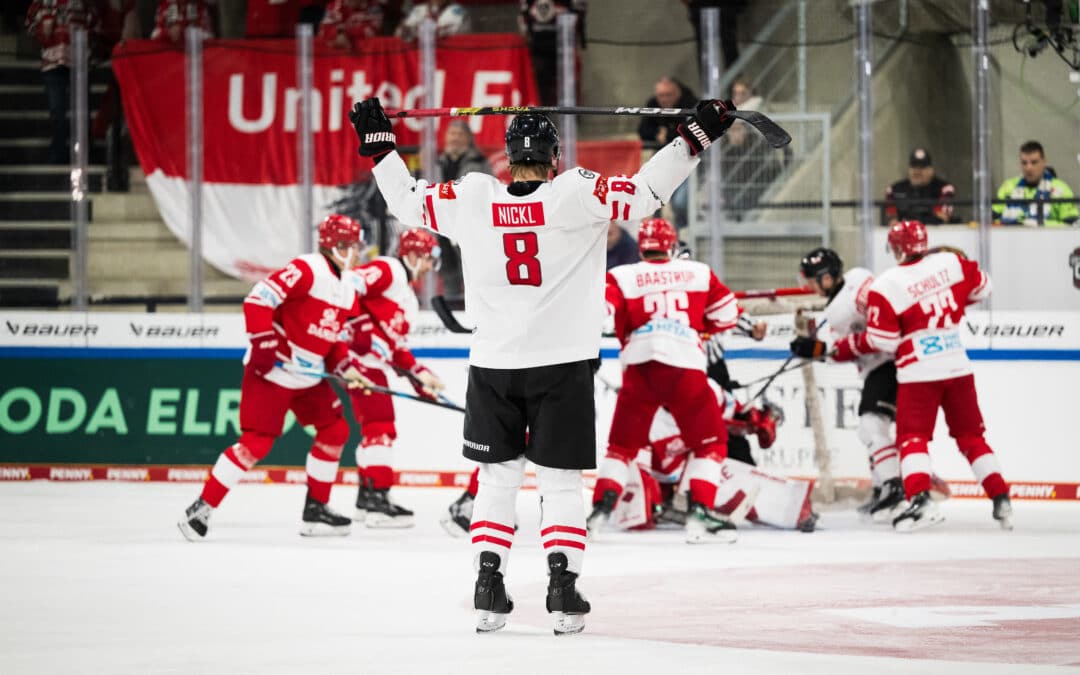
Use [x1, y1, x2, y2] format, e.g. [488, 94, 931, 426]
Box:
[1, 310, 1078, 499]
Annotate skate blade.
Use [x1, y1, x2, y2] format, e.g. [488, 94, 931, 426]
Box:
[177, 519, 206, 542]
[552, 612, 585, 636]
[439, 516, 469, 538]
[352, 508, 366, 523]
[871, 500, 909, 524]
[299, 522, 351, 537]
[996, 516, 1014, 531]
[365, 514, 415, 529]
[476, 611, 509, 633]
[585, 514, 609, 539]
[685, 525, 738, 545]
[893, 512, 945, 533]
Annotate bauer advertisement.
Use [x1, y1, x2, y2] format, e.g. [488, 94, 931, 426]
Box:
[1, 311, 1079, 498]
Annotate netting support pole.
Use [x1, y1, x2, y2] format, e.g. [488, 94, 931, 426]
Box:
[797, 0, 807, 114]
[297, 23, 314, 253]
[557, 13, 578, 171]
[418, 18, 438, 308]
[855, 0, 874, 271]
[70, 29, 89, 310]
[972, 0, 992, 277]
[186, 26, 204, 312]
[702, 7, 724, 278]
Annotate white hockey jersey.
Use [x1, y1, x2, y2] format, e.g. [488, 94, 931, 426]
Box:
[822, 267, 892, 380]
[372, 138, 702, 369]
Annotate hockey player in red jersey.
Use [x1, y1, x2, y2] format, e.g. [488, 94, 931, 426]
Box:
[844, 220, 1012, 531]
[346, 227, 445, 528]
[353, 95, 736, 633]
[589, 217, 742, 543]
[178, 214, 370, 541]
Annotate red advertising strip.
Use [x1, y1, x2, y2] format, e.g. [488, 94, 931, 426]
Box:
[1, 464, 1078, 501]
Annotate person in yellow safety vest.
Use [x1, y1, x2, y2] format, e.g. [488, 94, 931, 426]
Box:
[993, 140, 1079, 227]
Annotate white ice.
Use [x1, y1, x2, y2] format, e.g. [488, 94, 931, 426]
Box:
[2, 483, 1079, 675]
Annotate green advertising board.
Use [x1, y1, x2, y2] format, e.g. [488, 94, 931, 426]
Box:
[0, 358, 364, 466]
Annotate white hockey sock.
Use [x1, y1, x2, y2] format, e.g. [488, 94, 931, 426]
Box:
[871, 445, 900, 483]
[471, 457, 524, 575]
[537, 466, 587, 575]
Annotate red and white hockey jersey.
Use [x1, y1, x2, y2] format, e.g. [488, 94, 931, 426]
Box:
[372, 138, 703, 369]
[822, 267, 893, 379]
[861, 252, 991, 383]
[347, 256, 420, 372]
[606, 258, 738, 371]
[244, 253, 362, 389]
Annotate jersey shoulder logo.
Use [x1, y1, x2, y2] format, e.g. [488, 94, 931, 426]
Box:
[577, 168, 597, 179]
[492, 202, 545, 228]
[593, 176, 609, 205]
[437, 181, 456, 200]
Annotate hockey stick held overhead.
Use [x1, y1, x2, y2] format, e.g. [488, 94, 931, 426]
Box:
[387, 105, 792, 149]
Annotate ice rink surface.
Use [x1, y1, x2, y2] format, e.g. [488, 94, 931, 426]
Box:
[2, 482, 1079, 675]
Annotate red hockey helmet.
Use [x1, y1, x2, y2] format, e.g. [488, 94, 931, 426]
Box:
[887, 220, 928, 260]
[398, 228, 439, 259]
[638, 217, 677, 256]
[318, 214, 362, 250]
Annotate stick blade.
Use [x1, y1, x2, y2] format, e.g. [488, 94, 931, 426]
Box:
[729, 110, 792, 148]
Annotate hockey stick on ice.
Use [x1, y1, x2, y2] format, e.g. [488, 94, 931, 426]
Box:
[388, 106, 792, 149]
[431, 295, 474, 334]
[278, 364, 466, 413]
[734, 359, 815, 390]
[749, 317, 827, 402]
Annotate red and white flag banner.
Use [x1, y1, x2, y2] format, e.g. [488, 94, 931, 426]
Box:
[112, 35, 539, 279]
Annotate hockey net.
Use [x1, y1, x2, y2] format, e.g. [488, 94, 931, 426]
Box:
[736, 288, 872, 505]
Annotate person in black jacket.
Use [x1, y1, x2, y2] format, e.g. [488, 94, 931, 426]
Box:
[883, 148, 957, 226]
[638, 77, 697, 229]
[437, 120, 493, 302]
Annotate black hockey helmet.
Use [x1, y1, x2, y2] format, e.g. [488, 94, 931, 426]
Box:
[799, 247, 843, 282]
[505, 113, 560, 165]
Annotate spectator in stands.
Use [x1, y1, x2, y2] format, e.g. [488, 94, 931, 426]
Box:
[638, 76, 696, 229]
[151, 0, 214, 44]
[26, 0, 99, 164]
[396, 0, 470, 41]
[606, 222, 639, 270]
[319, 0, 385, 50]
[993, 140, 1078, 227]
[720, 119, 781, 218]
[520, 0, 586, 106]
[730, 76, 762, 111]
[436, 120, 492, 301]
[884, 148, 956, 226]
[683, 0, 746, 69]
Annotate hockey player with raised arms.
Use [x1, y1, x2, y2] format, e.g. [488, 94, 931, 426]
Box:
[835, 220, 1012, 531]
[351, 96, 736, 633]
[588, 217, 742, 544]
[346, 227, 444, 528]
[790, 248, 907, 522]
[178, 214, 370, 541]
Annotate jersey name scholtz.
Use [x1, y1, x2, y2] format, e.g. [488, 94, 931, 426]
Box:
[492, 202, 545, 227]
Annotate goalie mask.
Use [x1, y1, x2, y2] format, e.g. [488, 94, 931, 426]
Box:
[505, 113, 560, 165]
[887, 220, 928, 260]
[638, 217, 677, 257]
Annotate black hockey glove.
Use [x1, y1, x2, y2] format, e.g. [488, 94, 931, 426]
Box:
[789, 336, 828, 360]
[676, 99, 736, 156]
[349, 98, 396, 161]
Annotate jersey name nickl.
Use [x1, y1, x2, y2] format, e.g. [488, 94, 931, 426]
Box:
[492, 202, 545, 227]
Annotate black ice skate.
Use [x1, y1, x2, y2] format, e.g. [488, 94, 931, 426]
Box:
[299, 492, 352, 537]
[868, 478, 908, 523]
[856, 484, 881, 517]
[363, 488, 415, 528]
[440, 491, 474, 538]
[892, 491, 944, 533]
[585, 489, 618, 535]
[545, 552, 590, 636]
[685, 502, 738, 544]
[992, 494, 1014, 531]
[177, 497, 213, 542]
[352, 481, 371, 523]
[474, 551, 513, 633]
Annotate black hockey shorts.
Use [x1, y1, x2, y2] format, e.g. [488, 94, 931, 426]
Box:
[462, 359, 597, 470]
[858, 361, 898, 420]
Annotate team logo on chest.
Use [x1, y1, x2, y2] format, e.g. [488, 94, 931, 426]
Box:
[492, 202, 545, 227]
